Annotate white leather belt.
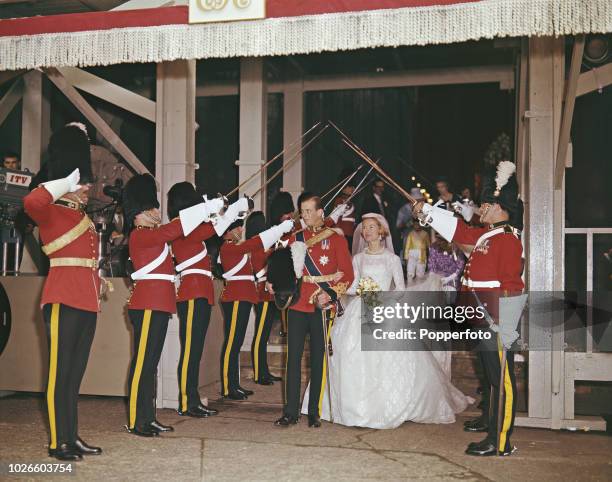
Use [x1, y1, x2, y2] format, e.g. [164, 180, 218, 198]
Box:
[255, 267, 267, 282]
[175, 245, 208, 272]
[222, 254, 249, 281]
[181, 268, 213, 278]
[225, 274, 256, 281]
[131, 244, 175, 282]
[462, 278, 501, 288]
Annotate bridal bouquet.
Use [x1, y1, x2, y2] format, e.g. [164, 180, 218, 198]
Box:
[356, 276, 382, 308]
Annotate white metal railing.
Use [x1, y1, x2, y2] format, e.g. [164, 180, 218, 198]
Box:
[563, 227, 612, 354]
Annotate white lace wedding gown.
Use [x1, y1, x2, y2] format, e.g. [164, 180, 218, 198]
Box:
[302, 249, 472, 429]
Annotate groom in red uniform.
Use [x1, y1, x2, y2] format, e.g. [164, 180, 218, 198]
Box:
[414, 161, 524, 456]
[273, 193, 354, 428]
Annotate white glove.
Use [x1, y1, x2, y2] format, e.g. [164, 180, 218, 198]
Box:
[179, 195, 226, 236]
[224, 197, 250, 220]
[259, 219, 294, 250]
[209, 197, 252, 237]
[418, 204, 457, 243]
[42, 168, 81, 201]
[452, 201, 475, 223]
[440, 272, 457, 284]
[329, 203, 348, 223]
[202, 195, 225, 217]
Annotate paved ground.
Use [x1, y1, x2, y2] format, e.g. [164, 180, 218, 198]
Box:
[1, 381, 611, 481]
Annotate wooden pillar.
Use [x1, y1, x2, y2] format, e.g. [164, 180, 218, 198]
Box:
[20, 71, 50, 173]
[282, 78, 304, 205]
[237, 58, 267, 209]
[155, 59, 197, 409]
[523, 36, 565, 427]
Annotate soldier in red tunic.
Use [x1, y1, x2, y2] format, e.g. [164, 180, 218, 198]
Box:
[245, 211, 282, 385]
[167, 182, 248, 418]
[123, 174, 226, 437]
[332, 183, 357, 247]
[24, 123, 102, 461]
[218, 213, 294, 400]
[273, 193, 354, 428]
[415, 161, 524, 456]
[269, 192, 297, 337]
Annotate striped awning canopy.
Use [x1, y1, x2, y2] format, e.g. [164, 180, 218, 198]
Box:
[0, 0, 610, 70]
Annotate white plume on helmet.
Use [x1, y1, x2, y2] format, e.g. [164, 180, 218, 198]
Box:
[494, 161, 516, 196]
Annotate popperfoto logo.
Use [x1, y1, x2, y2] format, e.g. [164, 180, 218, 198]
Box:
[360, 291, 495, 352]
[359, 291, 612, 353]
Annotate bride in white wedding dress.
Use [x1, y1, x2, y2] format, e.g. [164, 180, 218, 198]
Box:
[302, 213, 472, 429]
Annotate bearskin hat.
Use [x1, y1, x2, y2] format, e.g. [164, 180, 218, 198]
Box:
[266, 242, 306, 310]
[167, 182, 200, 220]
[225, 218, 244, 236]
[269, 191, 295, 225]
[245, 211, 266, 239]
[338, 166, 357, 188]
[47, 123, 93, 183]
[480, 161, 523, 229]
[122, 174, 159, 232]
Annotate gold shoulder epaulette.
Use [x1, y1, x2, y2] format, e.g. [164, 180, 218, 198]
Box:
[306, 227, 336, 248]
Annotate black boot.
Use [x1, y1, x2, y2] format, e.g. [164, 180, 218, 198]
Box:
[274, 414, 298, 427]
[49, 443, 83, 461]
[74, 437, 102, 455]
[149, 420, 174, 432]
[463, 417, 489, 433]
[307, 415, 321, 428]
[266, 373, 282, 382]
[178, 404, 219, 418]
[237, 386, 254, 396]
[195, 404, 218, 416]
[465, 438, 516, 456]
[255, 377, 274, 386]
[224, 390, 248, 400]
[126, 425, 159, 437]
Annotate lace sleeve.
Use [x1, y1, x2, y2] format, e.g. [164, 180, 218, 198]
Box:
[346, 254, 361, 295]
[390, 252, 405, 291]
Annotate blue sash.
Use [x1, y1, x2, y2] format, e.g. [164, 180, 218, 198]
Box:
[296, 231, 344, 315]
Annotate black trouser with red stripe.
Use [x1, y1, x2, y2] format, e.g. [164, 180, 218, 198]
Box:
[177, 298, 211, 412]
[479, 331, 517, 450]
[42, 303, 96, 450]
[251, 301, 277, 382]
[220, 301, 252, 395]
[127, 309, 169, 431]
[284, 309, 331, 419]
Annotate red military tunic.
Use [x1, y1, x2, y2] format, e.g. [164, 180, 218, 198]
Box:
[128, 219, 184, 314]
[172, 222, 217, 304]
[333, 198, 356, 238]
[219, 236, 263, 304]
[24, 187, 100, 313]
[289, 226, 354, 313]
[453, 221, 524, 294]
[251, 247, 273, 303]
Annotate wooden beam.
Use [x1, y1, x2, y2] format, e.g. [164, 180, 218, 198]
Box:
[58, 66, 156, 122]
[44, 67, 150, 175]
[576, 62, 612, 97]
[196, 64, 515, 97]
[555, 35, 585, 189]
[515, 38, 528, 197]
[0, 70, 25, 87]
[0, 78, 23, 126]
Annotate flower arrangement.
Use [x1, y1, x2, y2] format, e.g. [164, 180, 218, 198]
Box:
[356, 276, 382, 308]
